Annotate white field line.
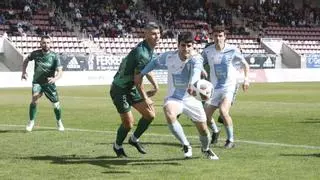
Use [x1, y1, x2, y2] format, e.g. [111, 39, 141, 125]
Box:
[1, 124, 320, 150]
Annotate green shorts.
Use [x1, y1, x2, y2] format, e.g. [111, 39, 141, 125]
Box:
[32, 83, 59, 103]
[110, 84, 143, 113]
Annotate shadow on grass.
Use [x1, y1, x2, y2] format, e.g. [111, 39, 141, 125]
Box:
[0, 129, 26, 133]
[95, 141, 182, 149]
[298, 118, 320, 124]
[151, 123, 193, 127]
[280, 153, 320, 158]
[24, 154, 188, 173]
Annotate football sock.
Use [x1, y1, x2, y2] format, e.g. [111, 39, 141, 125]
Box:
[130, 134, 138, 143]
[115, 124, 130, 146]
[53, 102, 61, 121]
[209, 118, 219, 133]
[29, 103, 37, 121]
[199, 134, 211, 151]
[225, 125, 234, 142]
[168, 121, 190, 146]
[114, 142, 122, 149]
[133, 117, 152, 139]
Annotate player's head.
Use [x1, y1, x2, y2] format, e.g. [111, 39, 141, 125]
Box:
[212, 26, 226, 47]
[40, 35, 51, 52]
[144, 22, 161, 48]
[178, 32, 194, 60]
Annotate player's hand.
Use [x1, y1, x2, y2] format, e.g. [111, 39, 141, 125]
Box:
[134, 74, 143, 86]
[146, 89, 157, 97]
[187, 86, 196, 96]
[242, 78, 249, 92]
[147, 84, 159, 97]
[47, 77, 56, 84]
[201, 70, 208, 79]
[144, 97, 154, 105]
[21, 72, 28, 80]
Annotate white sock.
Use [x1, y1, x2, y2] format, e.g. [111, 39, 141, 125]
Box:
[168, 121, 190, 146]
[225, 125, 234, 142]
[209, 119, 219, 133]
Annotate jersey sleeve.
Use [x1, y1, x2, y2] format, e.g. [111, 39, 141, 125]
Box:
[26, 51, 35, 61]
[190, 54, 203, 84]
[141, 52, 168, 76]
[233, 51, 247, 67]
[201, 48, 208, 66]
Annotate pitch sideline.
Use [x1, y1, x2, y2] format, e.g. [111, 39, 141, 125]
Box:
[1, 124, 320, 150]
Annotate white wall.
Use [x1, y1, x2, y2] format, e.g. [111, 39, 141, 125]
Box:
[1, 69, 320, 88]
[3, 39, 24, 71]
[0, 37, 4, 52]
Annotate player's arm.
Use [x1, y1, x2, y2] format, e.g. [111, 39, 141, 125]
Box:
[188, 55, 203, 95]
[21, 53, 33, 80]
[200, 49, 209, 79]
[134, 53, 166, 86]
[145, 72, 159, 97]
[235, 53, 250, 92]
[48, 67, 63, 84]
[48, 54, 63, 84]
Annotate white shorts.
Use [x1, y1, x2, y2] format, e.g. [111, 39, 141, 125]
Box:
[164, 96, 206, 122]
[207, 85, 239, 107]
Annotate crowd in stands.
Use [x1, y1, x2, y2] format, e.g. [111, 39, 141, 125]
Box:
[229, 0, 320, 32]
[0, 0, 72, 36]
[51, 0, 146, 38]
[0, 0, 319, 41]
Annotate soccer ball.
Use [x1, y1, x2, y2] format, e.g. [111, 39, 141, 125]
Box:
[192, 79, 213, 101]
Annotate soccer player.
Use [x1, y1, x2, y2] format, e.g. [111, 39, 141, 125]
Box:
[21, 35, 64, 132]
[110, 22, 161, 158]
[201, 26, 250, 148]
[135, 32, 219, 160]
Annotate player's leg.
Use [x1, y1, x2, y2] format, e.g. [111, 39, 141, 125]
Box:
[110, 85, 134, 157]
[26, 83, 43, 132]
[184, 97, 219, 160]
[128, 88, 155, 154]
[219, 96, 235, 149]
[217, 84, 239, 124]
[163, 98, 192, 158]
[205, 90, 222, 144]
[43, 83, 64, 131]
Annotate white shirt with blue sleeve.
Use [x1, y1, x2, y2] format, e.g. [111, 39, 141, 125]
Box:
[141, 50, 204, 100]
[202, 43, 246, 91]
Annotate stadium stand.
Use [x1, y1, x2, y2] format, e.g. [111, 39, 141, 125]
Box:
[0, 0, 319, 72]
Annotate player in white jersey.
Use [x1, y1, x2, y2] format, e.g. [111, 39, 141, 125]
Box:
[135, 32, 218, 160]
[201, 26, 250, 148]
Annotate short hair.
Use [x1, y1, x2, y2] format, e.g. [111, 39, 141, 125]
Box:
[41, 35, 51, 41]
[178, 32, 194, 44]
[212, 26, 226, 34]
[144, 22, 160, 30]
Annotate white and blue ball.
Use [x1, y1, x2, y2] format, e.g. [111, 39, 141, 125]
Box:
[192, 79, 213, 101]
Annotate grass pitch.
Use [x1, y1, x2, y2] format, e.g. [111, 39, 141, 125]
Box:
[0, 83, 319, 180]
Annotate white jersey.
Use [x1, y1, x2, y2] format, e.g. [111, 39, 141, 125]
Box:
[141, 50, 203, 100]
[202, 43, 246, 91]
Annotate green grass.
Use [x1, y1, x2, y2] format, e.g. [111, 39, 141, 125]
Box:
[0, 82, 319, 180]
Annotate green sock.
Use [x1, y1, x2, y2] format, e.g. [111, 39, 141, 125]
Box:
[54, 107, 61, 121]
[115, 124, 130, 146]
[29, 103, 37, 120]
[133, 118, 152, 139]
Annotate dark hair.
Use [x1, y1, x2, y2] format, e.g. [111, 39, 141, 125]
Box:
[144, 22, 160, 30]
[178, 32, 194, 44]
[212, 26, 226, 34]
[41, 35, 51, 40]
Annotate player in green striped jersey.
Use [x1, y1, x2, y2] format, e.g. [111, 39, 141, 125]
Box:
[110, 22, 161, 157]
[21, 35, 64, 132]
